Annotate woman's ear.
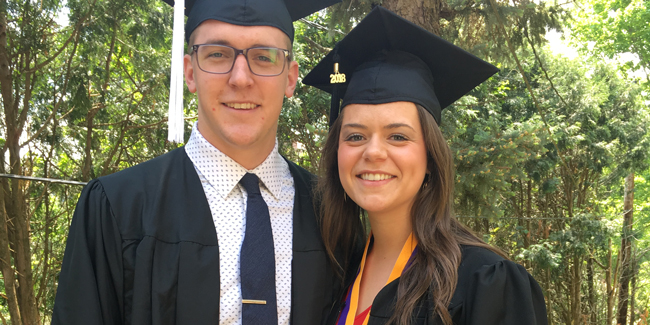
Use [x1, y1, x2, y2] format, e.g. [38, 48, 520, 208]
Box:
[422, 172, 431, 189]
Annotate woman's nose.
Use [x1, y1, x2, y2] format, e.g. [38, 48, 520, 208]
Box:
[362, 136, 388, 161]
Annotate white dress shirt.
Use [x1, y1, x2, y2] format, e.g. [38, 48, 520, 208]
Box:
[185, 124, 294, 325]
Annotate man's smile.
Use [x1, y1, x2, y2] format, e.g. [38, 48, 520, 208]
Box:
[224, 102, 259, 110]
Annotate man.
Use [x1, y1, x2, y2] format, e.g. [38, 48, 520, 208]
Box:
[51, 0, 347, 324]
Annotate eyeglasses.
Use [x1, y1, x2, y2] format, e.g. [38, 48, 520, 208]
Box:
[191, 44, 291, 77]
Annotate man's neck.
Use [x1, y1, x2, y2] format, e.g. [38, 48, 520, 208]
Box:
[196, 126, 276, 170]
[217, 141, 275, 170]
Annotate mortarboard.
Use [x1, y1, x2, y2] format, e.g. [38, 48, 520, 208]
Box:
[163, 0, 342, 142]
[161, 0, 342, 42]
[302, 6, 499, 126]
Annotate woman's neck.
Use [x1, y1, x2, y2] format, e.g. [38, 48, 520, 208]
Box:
[367, 210, 412, 259]
[354, 209, 414, 316]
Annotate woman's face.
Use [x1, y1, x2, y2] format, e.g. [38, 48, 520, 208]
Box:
[338, 102, 428, 217]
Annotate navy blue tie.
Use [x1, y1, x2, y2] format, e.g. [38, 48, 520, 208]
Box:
[239, 173, 278, 325]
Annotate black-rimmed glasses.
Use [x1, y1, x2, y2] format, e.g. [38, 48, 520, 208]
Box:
[191, 44, 290, 76]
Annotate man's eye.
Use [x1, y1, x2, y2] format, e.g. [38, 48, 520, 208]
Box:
[256, 55, 274, 62]
[205, 51, 232, 60]
[254, 52, 279, 63]
[250, 49, 281, 64]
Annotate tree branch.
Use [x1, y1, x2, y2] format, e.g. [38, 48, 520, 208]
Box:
[525, 30, 570, 110]
[20, 30, 81, 148]
[487, 0, 568, 168]
[26, 0, 95, 73]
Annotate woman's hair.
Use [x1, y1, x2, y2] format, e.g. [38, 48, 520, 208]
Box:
[317, 104, 504, 325]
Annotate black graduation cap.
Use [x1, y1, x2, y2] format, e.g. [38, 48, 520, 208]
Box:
[162, 0, 342, 42]
[302, 6, 499, 125]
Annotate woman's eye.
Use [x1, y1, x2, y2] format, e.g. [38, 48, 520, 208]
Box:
[344, 134, 364, 142]
[390, 134, 408, 141]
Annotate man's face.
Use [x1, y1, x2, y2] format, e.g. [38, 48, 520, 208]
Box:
[184, 20, 298, 162]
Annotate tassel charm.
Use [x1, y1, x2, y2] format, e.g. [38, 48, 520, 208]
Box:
[330, 62, 346, 84]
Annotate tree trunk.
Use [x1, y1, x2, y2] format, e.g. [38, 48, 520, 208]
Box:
[606, 237, 619, 325]
[546, 268, 553, 325]
[618, 173, 635, 325]
[630, 254, 637, 325]
[525, 180, 532, 248]
[82, 109, 96, 181]
[0, 2, 42, 324]
[381, 0, 452, 35]
[0, 3, 22, 323]
[0, 182, 22, 325]
[6, 97, 41, 325]
[571, 255, 582, 325]
[587, 257, 595, 324]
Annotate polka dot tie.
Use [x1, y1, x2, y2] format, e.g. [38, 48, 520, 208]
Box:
[239, 173, 278, 325]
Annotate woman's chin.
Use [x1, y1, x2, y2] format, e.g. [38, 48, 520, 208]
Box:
[356, 198, 411, 217]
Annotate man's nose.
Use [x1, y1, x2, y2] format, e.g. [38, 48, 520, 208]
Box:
[228, 53, 254, 87]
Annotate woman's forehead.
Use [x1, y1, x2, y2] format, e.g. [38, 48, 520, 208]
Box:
[340, 102, 420, 127]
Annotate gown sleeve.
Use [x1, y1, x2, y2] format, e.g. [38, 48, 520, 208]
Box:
[462, 260, 548, 325]
[52, 180, 125, 325]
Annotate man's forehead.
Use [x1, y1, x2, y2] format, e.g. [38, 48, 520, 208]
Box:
[191, 20, 292, 47]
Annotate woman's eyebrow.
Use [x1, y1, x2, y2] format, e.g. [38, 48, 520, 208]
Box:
[342, 123, 367, 129]
[384, 123, 415, 131]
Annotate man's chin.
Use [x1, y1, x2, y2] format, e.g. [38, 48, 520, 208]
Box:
[221, 131, 275, 151]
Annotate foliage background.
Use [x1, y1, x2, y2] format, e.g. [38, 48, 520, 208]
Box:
[0, 0, 648, 324]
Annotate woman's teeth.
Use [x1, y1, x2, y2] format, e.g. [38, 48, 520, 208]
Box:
[359, 173, 394, 181]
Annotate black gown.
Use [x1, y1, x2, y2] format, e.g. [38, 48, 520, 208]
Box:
[327, 246, 548, 325]
[52, 147, 340, 325]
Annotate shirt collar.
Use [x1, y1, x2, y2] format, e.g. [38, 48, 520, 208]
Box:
[185, 122, 287, 200]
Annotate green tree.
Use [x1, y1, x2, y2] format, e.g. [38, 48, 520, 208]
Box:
[0, 0, 176, 322]
[571, 0, 650, 85]
[447, 45, 649, 324]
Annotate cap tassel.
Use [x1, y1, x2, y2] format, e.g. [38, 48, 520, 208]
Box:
[330, 85, 341, 127]
[168, 0, 185, 143]
[329, 49, 344, 127]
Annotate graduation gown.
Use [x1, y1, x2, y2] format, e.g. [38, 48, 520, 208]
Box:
[327, 246, 548, 325]
[52, 147, 339, 325]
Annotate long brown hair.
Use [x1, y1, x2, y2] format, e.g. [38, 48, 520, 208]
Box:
[317, 104, 504, 325]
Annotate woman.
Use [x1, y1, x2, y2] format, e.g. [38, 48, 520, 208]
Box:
[303, 6, 548, 325]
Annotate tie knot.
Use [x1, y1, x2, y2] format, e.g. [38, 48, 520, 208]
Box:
[240, 173, 261, 195]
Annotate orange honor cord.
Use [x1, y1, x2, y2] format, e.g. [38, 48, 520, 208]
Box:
[338, 233, 418, 325]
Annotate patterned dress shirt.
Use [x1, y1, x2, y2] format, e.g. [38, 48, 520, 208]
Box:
[185, 124, 294, 325]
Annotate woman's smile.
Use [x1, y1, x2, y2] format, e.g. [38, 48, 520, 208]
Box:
[357, 172, 396, 182]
